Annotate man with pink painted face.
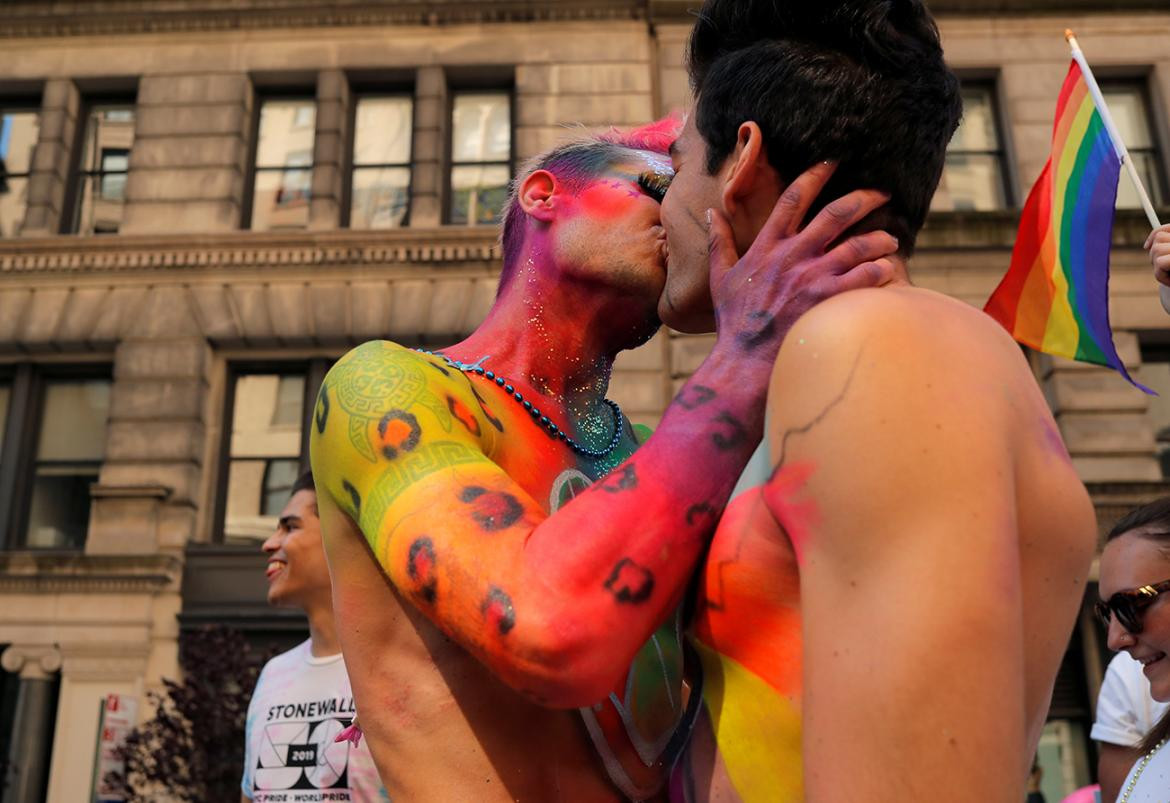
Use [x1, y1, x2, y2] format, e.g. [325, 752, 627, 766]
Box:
[649, 1, 1099, 799]
[310, 121, 899, 799]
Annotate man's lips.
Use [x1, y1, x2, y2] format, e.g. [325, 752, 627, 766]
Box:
[266, 560, 287, 581]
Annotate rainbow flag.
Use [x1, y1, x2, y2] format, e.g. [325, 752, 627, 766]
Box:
[984, 60, 1150, 393]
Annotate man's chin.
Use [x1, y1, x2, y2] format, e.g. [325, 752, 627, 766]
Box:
[657, 295, 717, 334]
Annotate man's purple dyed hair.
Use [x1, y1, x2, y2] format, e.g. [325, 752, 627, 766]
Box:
[497, 116, 680, 290]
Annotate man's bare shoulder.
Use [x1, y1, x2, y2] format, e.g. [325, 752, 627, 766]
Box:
[773, 285, 1034, 407]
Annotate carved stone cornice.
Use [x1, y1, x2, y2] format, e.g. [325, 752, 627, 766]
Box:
[0, 1, 649, 39]
[0, 227, 501, 279]
[0, 552, 182, 594]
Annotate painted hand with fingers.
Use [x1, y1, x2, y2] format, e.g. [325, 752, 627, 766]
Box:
[1147, 224, 1170, 288]
[707, 161, 898, 362]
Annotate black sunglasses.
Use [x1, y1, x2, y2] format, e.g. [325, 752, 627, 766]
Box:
[1095, 578, 1170, 634]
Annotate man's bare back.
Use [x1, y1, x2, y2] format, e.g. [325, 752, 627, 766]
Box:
[679, 286, 1097, 801]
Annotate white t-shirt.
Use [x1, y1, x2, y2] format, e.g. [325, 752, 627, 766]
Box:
[1117, 739, 1170, 802]
[242, 640, 387, 802]
[1092, 652, 1170, 748]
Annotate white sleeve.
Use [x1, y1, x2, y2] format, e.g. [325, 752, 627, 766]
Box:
[1092, 653, 1149, 747]
[241, 666, 268, 797]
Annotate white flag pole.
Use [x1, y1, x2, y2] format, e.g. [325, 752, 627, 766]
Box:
[1065, 30, 1168, 313]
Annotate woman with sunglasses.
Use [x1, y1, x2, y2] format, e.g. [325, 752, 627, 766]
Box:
[1098, 497, 1170, 801]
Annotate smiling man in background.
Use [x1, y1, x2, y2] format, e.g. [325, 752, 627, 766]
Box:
[241, 470, 386, 803]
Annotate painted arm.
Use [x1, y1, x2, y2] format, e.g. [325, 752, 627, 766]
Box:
[763, 290, 1032, 800]
[311, 166, 897, 707]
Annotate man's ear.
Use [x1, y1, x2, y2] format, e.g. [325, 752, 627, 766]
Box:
[518, 169, 558, 223]
[720, 121, 779, 217]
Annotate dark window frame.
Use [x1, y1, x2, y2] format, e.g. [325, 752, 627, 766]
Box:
[241, 91, 318, 231]
[936, 75, 1015, 212]
[213, 359, 331, 543]
[343, 89, 416, 229]
[61, 94, 138, 235]
[0, 363, 112, 551]
[1098, 77, 1169, 209]
[444, 84, 516, 226]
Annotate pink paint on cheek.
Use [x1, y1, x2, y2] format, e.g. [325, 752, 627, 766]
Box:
[575, 182, 635, 220]
[761, 462, 820, 566]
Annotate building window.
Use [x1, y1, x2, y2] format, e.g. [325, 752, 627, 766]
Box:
[218, 361, 331, 542]
[247, 97, 316, 231]
[0, 105, 39, 238]
[348, 95, 413, 229]
[931, 84, 1009, 212]
[0, 368, 111, 550]
[1101, 82, 1167, 210]
[448, 91, 512, 225]
[68, 102, 136, 235]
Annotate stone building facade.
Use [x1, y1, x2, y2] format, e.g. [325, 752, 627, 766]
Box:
[0, 1, 1167, 800]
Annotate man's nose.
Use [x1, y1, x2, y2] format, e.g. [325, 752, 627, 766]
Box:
[1105, 614, 1135, 651]
[262, 530, 283, 554]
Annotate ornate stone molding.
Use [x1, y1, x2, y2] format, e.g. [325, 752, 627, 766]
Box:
[1, 644, 63, 679]
[0, 228, 501, 278]
[0, 1, 649, 39]
[0, 552, 182, 594]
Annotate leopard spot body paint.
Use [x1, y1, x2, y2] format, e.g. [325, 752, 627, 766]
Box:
[447, 395, 482, 437]
[482, 587, 516, 635]
[459, 486, 524, 532]
[377, 410, 422, 460]
[604, 558, 655, 604]
[407, 537, 438, 604]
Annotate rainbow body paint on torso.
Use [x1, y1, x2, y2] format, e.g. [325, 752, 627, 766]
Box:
[679, 440, 806, 802]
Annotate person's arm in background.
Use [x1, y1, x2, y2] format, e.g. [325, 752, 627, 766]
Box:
[1147, 224, 1170, 287]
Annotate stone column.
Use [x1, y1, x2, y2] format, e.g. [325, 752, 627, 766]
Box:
[121, 73, 251, 234]
[409, 66, 447, 227]
[1, 646, 62, 803]
[309, 69, 349, 230]
[91, 325, 211, 554]
[20, 79, 79, 236]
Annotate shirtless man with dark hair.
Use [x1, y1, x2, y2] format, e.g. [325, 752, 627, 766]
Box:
[653, 2, 1098, 799]
[310, 124, 895, 800]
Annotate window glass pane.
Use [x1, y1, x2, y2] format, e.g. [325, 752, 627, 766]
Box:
[73, 175, 125, 235]
[931, 153, 1007, 212]
[1103, 86, 1155, 150]
[351, 166, 410, 229]
[224, 373, 306, 541]
[1118, 151, 1165, 209]
[78, 105, 135, 176]
[24, 379, 110, 550]
[450, 164, 510, 225]
[256, 100, 316, 169]
[1, 110, 39, 174]
[36, 380, 110, 462]
[950, 87, 1000, 152]
[452, 93, 511, 163]
[250, 168, 311, 231]
[0, 176, 28, 238]
[0, 384, 9, 456]
[354, 97, 413, 166]
[25, 470, 99, 549]
[75, 104, 134, 234]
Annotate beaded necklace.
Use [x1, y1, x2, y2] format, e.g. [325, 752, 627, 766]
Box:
[1120, 737, 1168, 803]
[418, 350, 625, 460]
